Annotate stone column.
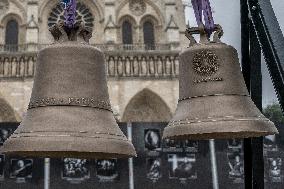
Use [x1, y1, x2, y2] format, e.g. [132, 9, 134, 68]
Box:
[26, 0, 39, 51]
[104, 0, 117, 43]
[165, 0, 180, 46]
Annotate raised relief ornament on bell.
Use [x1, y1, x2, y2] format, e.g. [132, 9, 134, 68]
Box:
[163, 25, 278, 140]
[1, 21, 136, 159]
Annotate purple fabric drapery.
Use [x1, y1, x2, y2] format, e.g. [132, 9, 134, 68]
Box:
[191, 0, 215, 35]
[62, 0, 77, 28]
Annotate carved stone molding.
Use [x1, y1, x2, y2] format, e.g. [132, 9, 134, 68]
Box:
[129, 0, 146, 16]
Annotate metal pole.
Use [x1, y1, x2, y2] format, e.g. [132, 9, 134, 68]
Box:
[127, 122, 134, 189]
[209, 139, 219, 189]
[240, 0, 253, 188]
[44, 158, 50, 189]
[250, 25, 264, 189]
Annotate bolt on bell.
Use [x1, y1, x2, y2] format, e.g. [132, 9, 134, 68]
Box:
[163, 25, 278, 140]
[1, 22, 136, 159]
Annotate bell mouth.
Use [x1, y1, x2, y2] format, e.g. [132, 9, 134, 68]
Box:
[163, 119, 278, 140]
[2, 152, 133, 159]
[1, 107, 137, 159]
[1, 134, 137, 159]
[163, 95, 279, 140]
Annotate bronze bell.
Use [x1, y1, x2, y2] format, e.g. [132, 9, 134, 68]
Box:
[1, 22, 136, 159]
[163, 25, 278, 140]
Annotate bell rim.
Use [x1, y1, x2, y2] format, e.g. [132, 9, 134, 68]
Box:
[163, 119, 278, 140]
[1, 135, 137, 159]
[1, 151, 134, 159]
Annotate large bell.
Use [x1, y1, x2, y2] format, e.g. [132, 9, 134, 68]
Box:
[163, 25, 278, 140]
[1, 22, 136, 159]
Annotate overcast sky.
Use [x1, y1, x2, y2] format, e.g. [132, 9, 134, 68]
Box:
[184, 0, 284, 108]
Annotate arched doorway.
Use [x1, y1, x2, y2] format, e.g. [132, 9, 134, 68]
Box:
[122, 89, 172, 122]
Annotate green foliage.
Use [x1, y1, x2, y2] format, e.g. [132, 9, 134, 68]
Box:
[263, 103, 284, 124]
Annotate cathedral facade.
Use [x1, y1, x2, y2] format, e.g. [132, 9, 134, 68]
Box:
[1, 2, 283, 189]
[0, 0, 187, 46]
[0, 0, 187, 123]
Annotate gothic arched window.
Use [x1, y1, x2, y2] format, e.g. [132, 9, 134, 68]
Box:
[5, 19, 19, 51]
[143, 21, 155, 50]
[122, 21, 133, 45]
[48, 2, 94, 29]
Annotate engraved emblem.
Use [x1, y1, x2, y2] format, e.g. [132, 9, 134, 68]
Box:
[193, 50, 219, 76]
[28, 97, 112, 112]
[129, 0, 146, 16]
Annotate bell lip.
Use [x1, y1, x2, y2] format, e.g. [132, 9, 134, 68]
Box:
[6, 106, 137, 158]
[1, 151, 136, 159]
[163, 131, 278, 141]
[162, 120, 279, 140]
[1, 136, 137, 159]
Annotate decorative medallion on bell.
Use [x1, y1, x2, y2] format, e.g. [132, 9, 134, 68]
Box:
[192, 50, 220, 76]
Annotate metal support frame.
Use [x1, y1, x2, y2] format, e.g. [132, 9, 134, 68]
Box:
[250, 25, 264, 189]
[240, 1, 253, 188]
[248, 0, 284, 112]
[241, 0, 284, 188]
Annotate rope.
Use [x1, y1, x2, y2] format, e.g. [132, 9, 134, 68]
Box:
[191, 0, 215, 35]
[61, 0, 77, 28]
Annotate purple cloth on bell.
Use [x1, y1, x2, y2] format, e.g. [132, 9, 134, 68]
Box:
[63, 0, 77, 28]
[191, 0, 215, 35]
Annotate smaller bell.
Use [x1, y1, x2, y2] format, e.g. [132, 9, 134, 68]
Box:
[1, 22, 136, 159]
[163, 25, 278, 140]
